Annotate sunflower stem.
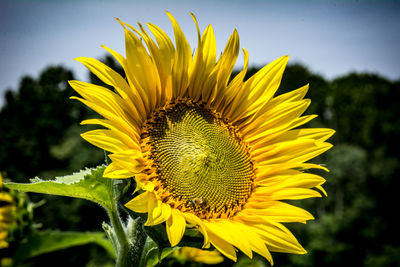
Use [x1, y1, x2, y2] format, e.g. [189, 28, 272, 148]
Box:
[126, 217, 147, 266]
[109, 187, 130, 267]
[109, 180, 147, 267]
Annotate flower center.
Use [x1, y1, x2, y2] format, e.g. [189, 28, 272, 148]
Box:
[141, 101, 255, 219]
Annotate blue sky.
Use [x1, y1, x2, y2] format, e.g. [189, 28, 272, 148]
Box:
[0, 0, 399, 106]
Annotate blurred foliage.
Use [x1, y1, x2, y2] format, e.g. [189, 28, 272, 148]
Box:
[0, 66, 108, 266]
[0, 56, 399, 266]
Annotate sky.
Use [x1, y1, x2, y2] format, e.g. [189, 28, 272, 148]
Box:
[0, 0, 399, 106]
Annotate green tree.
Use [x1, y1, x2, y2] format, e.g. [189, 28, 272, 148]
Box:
[0, 66, 98, 182]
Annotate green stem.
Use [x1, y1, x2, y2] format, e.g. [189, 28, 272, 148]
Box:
[126, 217, 147, 266]
[108, 200, 129, 266]
[108, 181, 147, 267]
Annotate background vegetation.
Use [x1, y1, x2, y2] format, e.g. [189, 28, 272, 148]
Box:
[0, 56, 399, 266]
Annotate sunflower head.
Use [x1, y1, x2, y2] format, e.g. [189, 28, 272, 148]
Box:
[70, 12, 334, 264]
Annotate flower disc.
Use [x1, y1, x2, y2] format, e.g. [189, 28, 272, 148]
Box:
[142, 102, 254, 218]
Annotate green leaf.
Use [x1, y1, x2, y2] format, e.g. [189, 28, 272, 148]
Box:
[140, 237, 178, 267]
[4, 166, 114, 211]
[14, 230, 116, 263]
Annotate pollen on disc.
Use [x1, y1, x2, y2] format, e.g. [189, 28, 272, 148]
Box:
[142, 102, 255, 218]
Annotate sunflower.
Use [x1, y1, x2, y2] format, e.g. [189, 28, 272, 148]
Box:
[70, 12, 334, 264]
[0, 173, 14, 249]
[172, 247, 224, 265]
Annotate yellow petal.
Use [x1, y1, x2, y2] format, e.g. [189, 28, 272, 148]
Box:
[146, 197, 171, 226]
[81, 118, 140, 146]
[203, 29, 239, 105]
[240, 201, 314, 224]
[166, 12, 192, 98]
[243, 99, 311, 143]
[250, 115, 319, 151]
[135, 22, 168, 105]
[232, 221, 273, 264]
[252, 222, 306, 254]
[217, 48, 248, 112]
[182, 212, 209, 248]
[69, 80, 130, 119]
[72, 96, 135, 136]
[256, 172, 326, 190]
[255, 162, 329, 178]
[81, 129, 130, 153]
[244, 83, 309, 130]
[103, 163, 134, 179]
[188, 19, 217, 102]
[200, 24, 218, 75]
[74, 57, 127, 90]
[228, 55, 289, 122]
[254, 140, 333, 166]
[120, 20, 163, 107]
[0, 192, 12, 203]
[269, 84, 309, 104]
[75, 57, 145, 124]
[204, 220, 253, 258]
[166, 209, 186, 246]
[147, 22, 175, 101]
[270, 128, 336, 144]
[206, 225, 237, 261]
[254, 187, 322, 200]
[101, 44, 148, 118]
[123, 27, 158, 112]
[108, 149, 145, 174]
[125, 191, 151, 213]
[69, 81, 140, 135]
[0, 206, 14, 223]
[0, 240, 9, 249]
